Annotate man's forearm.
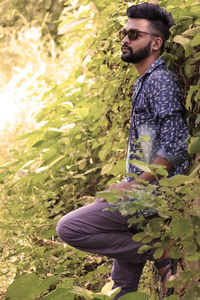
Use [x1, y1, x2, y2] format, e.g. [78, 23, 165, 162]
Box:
[104, 156, 174, 196]
[131, 156, 173, 185]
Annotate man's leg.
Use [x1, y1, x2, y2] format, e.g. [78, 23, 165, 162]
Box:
[111, 259, 145, 299]
[56, 198, 157, 297]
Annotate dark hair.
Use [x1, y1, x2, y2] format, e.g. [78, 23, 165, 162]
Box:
[127, 2, 174, 51]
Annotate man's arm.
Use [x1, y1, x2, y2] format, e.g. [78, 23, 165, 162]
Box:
[131, 155, 173, 185]
[106, 155, 173, 195]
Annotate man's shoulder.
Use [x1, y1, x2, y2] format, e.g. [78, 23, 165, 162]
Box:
[145, 67, 180, 92]
[147, 67, 177, 82]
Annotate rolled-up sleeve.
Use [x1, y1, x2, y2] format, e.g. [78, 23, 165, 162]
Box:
[148, 74, 188, 168]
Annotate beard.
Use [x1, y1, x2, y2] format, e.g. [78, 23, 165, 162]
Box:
[121, 41, 152, 64]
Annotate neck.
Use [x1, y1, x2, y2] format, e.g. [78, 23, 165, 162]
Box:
[135, 54, 160, 76]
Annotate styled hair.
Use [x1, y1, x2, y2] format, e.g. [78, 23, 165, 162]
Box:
[127, 3, 174, 51]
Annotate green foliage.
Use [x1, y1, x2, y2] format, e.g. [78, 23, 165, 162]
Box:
[119, 292, 148, 300]
[0, 0, 66, 84]
[0, 0, 200, 299]
[5, 274, 59, 300]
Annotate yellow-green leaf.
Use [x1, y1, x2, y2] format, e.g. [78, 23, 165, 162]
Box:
[174, 35, 193, 57]
[101, 163, 114, 175]
[191, 31, 200, 47]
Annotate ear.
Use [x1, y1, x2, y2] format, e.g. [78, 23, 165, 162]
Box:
[151, 37, 163, 52]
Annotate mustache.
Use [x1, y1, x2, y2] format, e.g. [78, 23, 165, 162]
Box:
[121, 45, 132, 51]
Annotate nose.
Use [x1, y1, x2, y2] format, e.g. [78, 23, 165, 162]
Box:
[122, 34, 130, 44]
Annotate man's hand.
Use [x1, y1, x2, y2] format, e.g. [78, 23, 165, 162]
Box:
[98, 156, 173, 202]
[106, 181, 133, 192]
[99, 181, 135, 202]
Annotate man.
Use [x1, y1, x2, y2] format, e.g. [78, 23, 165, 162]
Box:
[57, 3, 188, 299]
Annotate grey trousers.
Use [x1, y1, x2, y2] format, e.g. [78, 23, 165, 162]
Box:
[56, 198, 157, 299]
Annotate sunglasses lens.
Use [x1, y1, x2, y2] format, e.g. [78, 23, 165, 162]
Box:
[119, 29, 138, 41]
[128, 29, 137, 40]
[119, 29, 126, 41]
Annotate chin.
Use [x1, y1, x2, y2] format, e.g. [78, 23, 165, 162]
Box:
[121, 52, 129, 58]
[121, 55, 131, 63]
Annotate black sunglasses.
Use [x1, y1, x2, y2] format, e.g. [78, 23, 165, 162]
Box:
[119, 28, 158, 41]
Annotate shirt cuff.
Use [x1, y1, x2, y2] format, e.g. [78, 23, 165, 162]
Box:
[157, 149, 187, 168]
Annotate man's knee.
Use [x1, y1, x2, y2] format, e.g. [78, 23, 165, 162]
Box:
[56, 216, 69, 242]
[56, 214, 79, 245]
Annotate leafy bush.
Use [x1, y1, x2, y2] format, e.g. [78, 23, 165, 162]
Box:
[0, 0, 200, 299]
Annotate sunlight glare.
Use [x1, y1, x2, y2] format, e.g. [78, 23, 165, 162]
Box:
[0, 26, 47, 132]
[0, 61, 46, 131]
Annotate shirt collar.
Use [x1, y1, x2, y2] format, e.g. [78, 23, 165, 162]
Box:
[133, 57, 166, 90]
[141, 57, 165, 79]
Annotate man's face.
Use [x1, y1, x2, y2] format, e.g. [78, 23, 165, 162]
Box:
[121, 18, 154, 64]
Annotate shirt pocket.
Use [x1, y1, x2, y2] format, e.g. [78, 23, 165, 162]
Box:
[134, 109, 149, 125]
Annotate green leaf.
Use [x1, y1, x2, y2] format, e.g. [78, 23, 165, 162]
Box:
[186, 85, 198, 109]
[97, 282, 120, 297]
[101, 281, 114, 293]
[109, 160, 125, 176]
[119, 291, 148, 300]
[39, 276, 60, 292]
[19, 159, 36, 170]
[100, 64, 108, 75]
[96, 190, 119, 203]
[196, 234, 200, 246]
[173, 35, 193, 57]
[35, 155, 65, 173]
[191, 5, 200, 12]
[184, 253, 200, 261]
[65, 286, 93, 298]
[99, 148, 108, 161]
[191, 31, 200, 46]
[165, 296, 179, 300]
[130, 160, 151, 173]
[182, 285, 200, 300]
[182, 26, 200, 38]
[149, 218, 163, 232]
[41, 288, 74, 300]
[5, 274, 40, 300]
[171, 218, 194, 239]
[167, 175, 192, 188]
[138, 245, 152, 254]
[101, 163, 114, 175]
[74, 107, 89, 118]
[169, 245, 181, 259]
[154, 167, 168, 177]
[189, 137, 200, 155]
[182, 239, 197, 255]
[153, 248, 164, 260]
[78, 159, 87, 170]
[93, 288, 120, 299]
[5, 274, 58, 300]
[159, 175, 193, 188]
[132, 231, 146, 242]
[57, 279, 75, 289]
